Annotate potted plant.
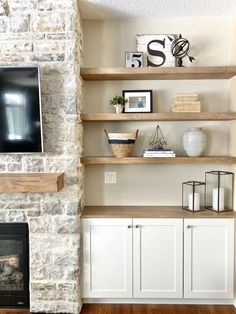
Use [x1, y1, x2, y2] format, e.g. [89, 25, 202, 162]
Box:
[110, 95, 127, 113]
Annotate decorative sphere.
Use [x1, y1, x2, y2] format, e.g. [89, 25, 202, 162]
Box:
[171, 38, 190, 59]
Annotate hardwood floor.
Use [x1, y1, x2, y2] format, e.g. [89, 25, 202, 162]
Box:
[0, 305, 235, 314]
[80, 304, 236, 314]
[0, 311, 29, 314]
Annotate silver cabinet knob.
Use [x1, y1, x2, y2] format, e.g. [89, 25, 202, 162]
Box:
[127, 225, 132, 228]
[187, 225, 191, 229]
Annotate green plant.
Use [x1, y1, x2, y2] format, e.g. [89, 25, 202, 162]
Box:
[110, 95, 127, 106]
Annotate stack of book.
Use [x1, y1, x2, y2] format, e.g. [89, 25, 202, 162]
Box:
[143, 149, 176, 158]
[171, 93, 201, 112]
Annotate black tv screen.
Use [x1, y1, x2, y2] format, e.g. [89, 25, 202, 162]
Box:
[0, 66, 43, 153]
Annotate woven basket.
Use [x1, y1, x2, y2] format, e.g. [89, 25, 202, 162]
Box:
[104, 129, 139, 157]
[108, 132, 137, 140]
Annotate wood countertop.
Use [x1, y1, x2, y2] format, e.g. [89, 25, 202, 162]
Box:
[81, 206, 236, 219]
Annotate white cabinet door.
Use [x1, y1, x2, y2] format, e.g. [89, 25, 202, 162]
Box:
[82, 218, 132, 298]
[184, 219, 234, 299]
[133, 218, 183, 298]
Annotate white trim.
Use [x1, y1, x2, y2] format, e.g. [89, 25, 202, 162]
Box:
[83, 298, 234, 304]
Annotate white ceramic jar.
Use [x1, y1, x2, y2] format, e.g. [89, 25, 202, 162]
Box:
[183, 127, 207, 157]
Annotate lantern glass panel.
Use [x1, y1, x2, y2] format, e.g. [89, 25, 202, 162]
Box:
[182, 181, 205, 212]
[205, 171, 234, 212]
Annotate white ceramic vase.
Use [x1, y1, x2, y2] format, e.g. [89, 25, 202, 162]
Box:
[183, 127, 207, 157]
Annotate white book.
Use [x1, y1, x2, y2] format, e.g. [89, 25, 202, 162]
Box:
[143, 153, 176, 157]
[143, 149, 175, 154]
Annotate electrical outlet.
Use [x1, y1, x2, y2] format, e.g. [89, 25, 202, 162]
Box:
[105, 172, 116, 184]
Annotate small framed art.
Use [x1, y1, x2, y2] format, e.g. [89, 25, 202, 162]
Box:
[125, 52, 143, 68]
[122, 90, 153, 113]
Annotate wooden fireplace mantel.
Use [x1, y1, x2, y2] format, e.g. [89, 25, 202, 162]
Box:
[0, 173, 65, 193]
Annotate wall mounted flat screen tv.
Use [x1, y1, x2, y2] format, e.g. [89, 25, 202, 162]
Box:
[0, 66, 43, 153]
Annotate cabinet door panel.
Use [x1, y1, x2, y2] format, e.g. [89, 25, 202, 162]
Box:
[83, 218, 132, 298]
[133, 218, 183, 298]
[184, 219, 234, 299]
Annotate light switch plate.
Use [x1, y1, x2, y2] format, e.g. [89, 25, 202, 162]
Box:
[105, 172, 116, 184]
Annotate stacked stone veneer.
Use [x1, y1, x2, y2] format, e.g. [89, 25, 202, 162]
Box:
[0, 0, 83, 313]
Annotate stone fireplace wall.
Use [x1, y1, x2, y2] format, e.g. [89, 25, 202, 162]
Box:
[0, 0, 83, 313]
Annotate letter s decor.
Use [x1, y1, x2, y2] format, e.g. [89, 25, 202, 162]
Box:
[147, 39, 166, 67]
[136, 34, 177, 67]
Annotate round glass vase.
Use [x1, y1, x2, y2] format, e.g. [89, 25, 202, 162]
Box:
[183, 127, 207, 157]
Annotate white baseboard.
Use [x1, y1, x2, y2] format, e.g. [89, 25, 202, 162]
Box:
[83, 298, 234, 305]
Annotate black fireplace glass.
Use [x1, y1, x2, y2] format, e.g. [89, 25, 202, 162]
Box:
[0, 223, 29, 307]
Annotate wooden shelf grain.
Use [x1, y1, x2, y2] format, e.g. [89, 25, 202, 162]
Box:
[80, 112, 236, 122]
[82, 206, 236, 219]
[80, 66, 236, 81]
[0, 173, 64, 193]
[81, 156, 236, 165]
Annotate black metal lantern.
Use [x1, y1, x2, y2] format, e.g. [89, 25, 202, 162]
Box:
[182, 181, 205, 212]
[205, 171, 234, 212]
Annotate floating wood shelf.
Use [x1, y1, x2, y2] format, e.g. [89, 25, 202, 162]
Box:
[80, 112, 236, 122]
[82, 205, 236, 219]
[81, 156, 236, 165]
[0, 173, 65, 193]
[80, 66, 236, 81]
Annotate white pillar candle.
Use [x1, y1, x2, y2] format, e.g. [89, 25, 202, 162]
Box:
[212, 187, 224, 211]
[188, 192, 200, 211]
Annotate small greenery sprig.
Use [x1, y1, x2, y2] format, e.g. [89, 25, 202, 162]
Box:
[110, 95, 127, 106]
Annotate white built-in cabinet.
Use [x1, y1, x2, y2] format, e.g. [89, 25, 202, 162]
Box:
[82, 218, 234, 300]
[82, 218, 132, 298]
[82, 218, 182, 298]
[133, 219, 183, 298]
[184, 219, 234, 299]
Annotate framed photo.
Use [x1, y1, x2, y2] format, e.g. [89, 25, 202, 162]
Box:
[123, 90, 152, 113]
[136, 34, 177, 67]
[125, 52, 143, 68]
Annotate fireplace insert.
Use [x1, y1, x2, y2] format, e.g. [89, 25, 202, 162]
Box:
[0, 223, 29, 307]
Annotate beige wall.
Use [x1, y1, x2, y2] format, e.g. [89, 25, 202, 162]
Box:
[83, 18, 229, 67]
[83, 18, 232, 206]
